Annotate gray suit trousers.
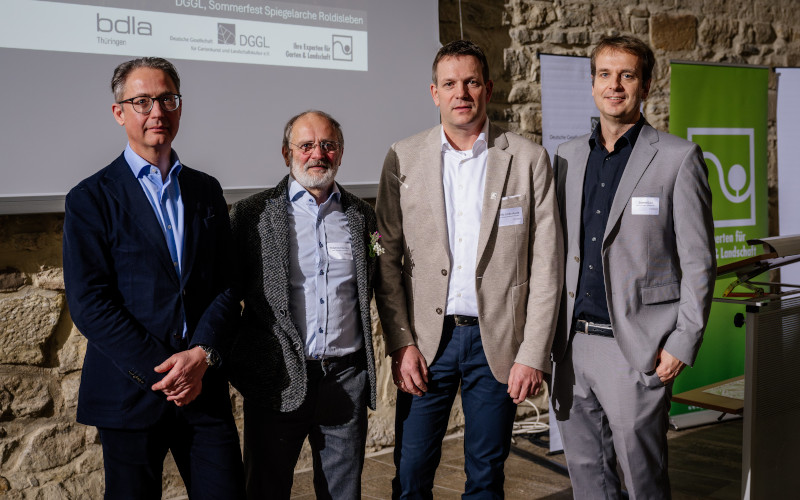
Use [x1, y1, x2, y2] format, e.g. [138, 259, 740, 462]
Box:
[553, 332, 672, 499]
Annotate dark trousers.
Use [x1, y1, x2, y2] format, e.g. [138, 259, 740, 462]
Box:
[243, 350, 368, 500]
[98, 406, 245, 500]
[392, 322, 518, 499]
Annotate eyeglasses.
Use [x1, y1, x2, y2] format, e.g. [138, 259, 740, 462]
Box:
[117, 94, 182, 114]
[289, 140, 341, 154]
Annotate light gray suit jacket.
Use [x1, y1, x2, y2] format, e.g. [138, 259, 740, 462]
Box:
[551, 124, 716, 372]
[227, 175, 378, 412]
[375, 123, 563, 381]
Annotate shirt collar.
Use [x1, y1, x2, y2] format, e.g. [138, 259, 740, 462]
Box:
[589, 115, 646, 152]
[125, 144, 182, 180]
[287, 175, 341, 205]
[440, 119, 490, 154]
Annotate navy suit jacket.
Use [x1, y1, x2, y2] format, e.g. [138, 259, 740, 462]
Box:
[63, 153, 239, 429]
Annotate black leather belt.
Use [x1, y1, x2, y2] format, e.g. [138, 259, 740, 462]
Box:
[306, 349, 363, 368]
[446, 315, 479, 327]
[574, 319, 614, 337]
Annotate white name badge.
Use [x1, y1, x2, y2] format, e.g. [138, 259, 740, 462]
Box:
[631, 197, 659, 215]
[499, 207, 524, 227]
[327, 242, 353, 260]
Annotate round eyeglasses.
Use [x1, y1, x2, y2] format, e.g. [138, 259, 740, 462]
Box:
[289, 140, 341, 154]
[117, 94, 182, 114]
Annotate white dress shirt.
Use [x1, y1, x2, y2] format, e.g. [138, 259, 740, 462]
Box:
[441, 120, 489, 317]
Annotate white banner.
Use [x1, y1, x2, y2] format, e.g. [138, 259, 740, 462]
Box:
[0, 0, 367, 70]
[776, 67, 800, 287]
[540, 53, 598, 454]
[540, 53, 596, 161]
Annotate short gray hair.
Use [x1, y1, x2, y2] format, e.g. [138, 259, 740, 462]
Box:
[111, 57, 181, 101]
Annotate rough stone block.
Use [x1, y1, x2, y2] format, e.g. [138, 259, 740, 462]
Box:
[699, 18, 738, 48]
[16, 423, 86, 471]
[650, 13, 697, 51]
[558, 3, 592, 28]
[32, 268, 63, 291]
[0, 268, 27, 292]
[504, 48, 531, 80]
[752, 22, 776, 44]
[508, 83, 541, 104]
[631, 17, 649, 35]
[8, 377, 52, 419]
[60, 372, 81, 412]
[567, 29, 591, 45]
[57, 326, 87, 374]
[0, 288, 63, 365]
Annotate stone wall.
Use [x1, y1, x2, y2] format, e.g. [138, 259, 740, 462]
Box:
[1, 0, 797, 497]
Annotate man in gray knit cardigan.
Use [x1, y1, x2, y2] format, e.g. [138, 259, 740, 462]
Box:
[227, 110, 377, 500]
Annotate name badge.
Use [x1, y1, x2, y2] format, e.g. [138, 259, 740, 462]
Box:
[499, 207, 524, 227]
[631, 197, 659, 215]
[327, 242, 353, 260]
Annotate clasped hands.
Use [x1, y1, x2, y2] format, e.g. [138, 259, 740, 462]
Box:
[390, 345, 543, 404]
[150, 345, 208, 407]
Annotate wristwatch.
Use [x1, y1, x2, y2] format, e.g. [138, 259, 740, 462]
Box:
[198, 345, 220, 368]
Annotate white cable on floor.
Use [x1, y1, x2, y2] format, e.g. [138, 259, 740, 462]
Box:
[511, 398, 550, 435]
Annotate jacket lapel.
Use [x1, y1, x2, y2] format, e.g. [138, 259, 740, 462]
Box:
[341, 187, 368, 309]
[604, 124, 658, 244]
[566, 141, 591, 251]
[262, 177, 293, 326]
[420, 126, 451, 258]
[180, 169, 200, 285]
[477, 124, 512, 267]
[103, 155, 180, 286]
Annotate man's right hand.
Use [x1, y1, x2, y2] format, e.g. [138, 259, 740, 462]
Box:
[391, 345, 429, 396]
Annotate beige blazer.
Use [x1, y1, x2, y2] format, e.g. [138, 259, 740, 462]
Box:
[375, 123, 563, 382]
[551, 124, 716, 372]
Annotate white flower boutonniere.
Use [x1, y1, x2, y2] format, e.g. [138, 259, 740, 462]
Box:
[369, 231, 385, 258]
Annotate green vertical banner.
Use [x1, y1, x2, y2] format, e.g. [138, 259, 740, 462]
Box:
[669, 62, 769, 415]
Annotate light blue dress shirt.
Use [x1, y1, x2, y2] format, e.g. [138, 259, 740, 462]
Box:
[287, 177, 361, 359]
[125, 144, 186, 336]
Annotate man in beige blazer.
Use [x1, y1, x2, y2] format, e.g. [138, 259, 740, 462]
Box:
[375, 40, 563, 497]
[551, 36, 716, 499]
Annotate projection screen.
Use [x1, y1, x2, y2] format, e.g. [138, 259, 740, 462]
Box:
[0, 0, 440, 213]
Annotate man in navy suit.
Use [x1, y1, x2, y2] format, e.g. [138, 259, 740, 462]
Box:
[63, 57, 245, 499]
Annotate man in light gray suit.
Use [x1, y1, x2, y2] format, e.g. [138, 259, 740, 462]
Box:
[376, 40, 563, 496]
[227, 110, 377, 499]
[551, 36, 716, 499]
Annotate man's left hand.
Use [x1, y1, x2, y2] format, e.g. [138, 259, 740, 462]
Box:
[655, 348, 686, 384]
[151, 346, 208, 406]
[507, 363, 543, 404]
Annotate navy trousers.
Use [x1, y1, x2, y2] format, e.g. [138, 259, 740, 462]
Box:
[98, 405, 245, 500]
[393, 321, 518, 499]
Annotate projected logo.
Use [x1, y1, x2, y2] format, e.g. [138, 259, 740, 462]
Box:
[332, 35, 352, 61]
[218, 23, 235, 45]
[687, 128, 756, 227]
[590, 116, 599, 132]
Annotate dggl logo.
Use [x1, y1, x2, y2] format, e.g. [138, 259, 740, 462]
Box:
[96, 13, 152, 35]
[217, 23, 268, 48]
[218, 23, 235, 45]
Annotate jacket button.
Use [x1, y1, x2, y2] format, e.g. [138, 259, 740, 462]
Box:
[436, 307, 443, 314]
[574, 256, 580, 263]
[569, 291, 575, 298]
[441, 269, 448, 276]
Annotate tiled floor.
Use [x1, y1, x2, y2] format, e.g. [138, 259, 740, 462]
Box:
[291, 418, 743, 499]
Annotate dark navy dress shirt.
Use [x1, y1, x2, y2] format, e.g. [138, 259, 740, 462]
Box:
[573, 117, 645, 325]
